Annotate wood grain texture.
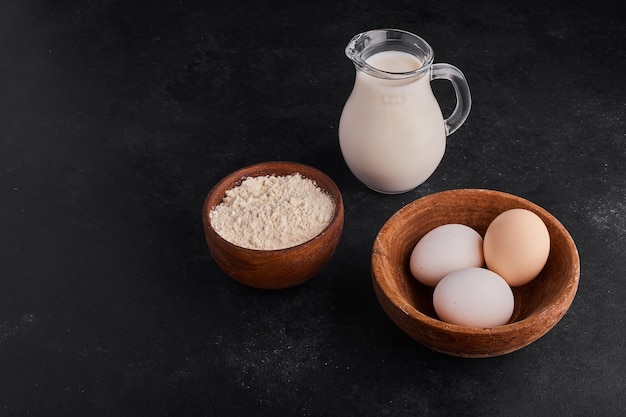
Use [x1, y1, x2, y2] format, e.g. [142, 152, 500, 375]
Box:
[371, 189, 580, 357]
[203, 161, 344, 289]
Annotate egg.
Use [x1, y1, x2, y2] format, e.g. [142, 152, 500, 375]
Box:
[433, 267, 514, 327]
[409, 224, 484, 287]
[483, 208, 550, 287]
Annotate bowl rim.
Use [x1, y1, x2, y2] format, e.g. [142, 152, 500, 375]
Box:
[202, 160, 344, 253]
[372, 188, 580, 336]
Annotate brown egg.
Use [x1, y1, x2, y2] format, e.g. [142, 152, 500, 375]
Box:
[483, 208, 550, 287]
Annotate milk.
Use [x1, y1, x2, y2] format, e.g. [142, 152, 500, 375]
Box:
[366, 50, 423, 73]
[339, 50, 446, 193]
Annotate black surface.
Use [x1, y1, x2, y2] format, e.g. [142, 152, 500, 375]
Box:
[1, 1, 625, 416]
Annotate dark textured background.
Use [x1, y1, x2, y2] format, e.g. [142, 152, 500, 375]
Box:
[1, 0, 625, 416]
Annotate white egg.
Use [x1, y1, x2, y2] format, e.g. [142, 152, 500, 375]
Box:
[409, 224, 484, 287]
[433, 267, 514, 327]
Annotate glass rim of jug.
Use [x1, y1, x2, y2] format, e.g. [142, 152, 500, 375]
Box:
[345, 28, 434, 80]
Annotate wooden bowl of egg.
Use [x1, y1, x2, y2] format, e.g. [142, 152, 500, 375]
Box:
[372, 189, 580, 357]
[203, 161, 344, 289]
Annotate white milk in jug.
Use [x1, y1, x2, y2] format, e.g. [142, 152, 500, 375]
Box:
[339, 50, 446, 193]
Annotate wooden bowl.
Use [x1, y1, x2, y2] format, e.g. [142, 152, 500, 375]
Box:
[203, 161, 344, 289]
[372, 189, 580, 357]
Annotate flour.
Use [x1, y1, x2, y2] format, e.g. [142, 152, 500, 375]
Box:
[209, 173, 335, 250]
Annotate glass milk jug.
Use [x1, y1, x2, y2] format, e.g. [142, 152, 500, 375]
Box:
[339, 29, 471, 194]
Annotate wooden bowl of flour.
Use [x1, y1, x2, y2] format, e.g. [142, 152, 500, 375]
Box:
[203, 161, 344, 289]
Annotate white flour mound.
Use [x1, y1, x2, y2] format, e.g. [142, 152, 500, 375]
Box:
[209, 173, 335, 250]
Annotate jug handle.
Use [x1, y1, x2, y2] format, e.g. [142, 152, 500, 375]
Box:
[431, 63, 472, 136]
